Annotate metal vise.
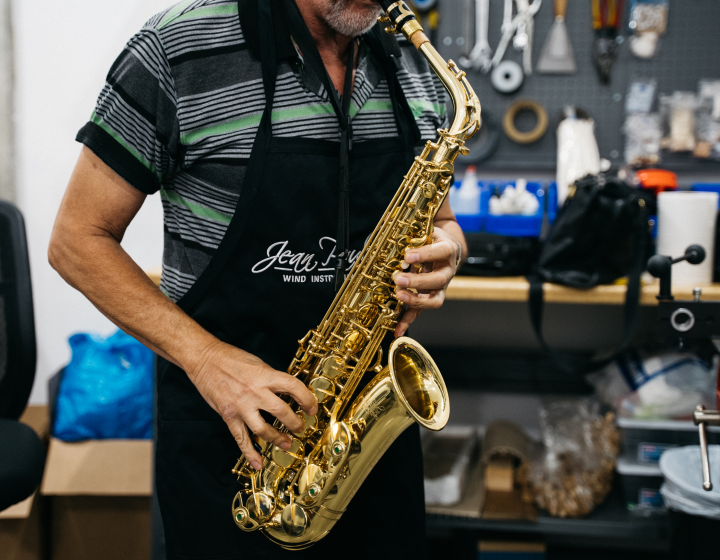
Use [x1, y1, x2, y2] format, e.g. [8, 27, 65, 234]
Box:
[649, 245, 720, 492]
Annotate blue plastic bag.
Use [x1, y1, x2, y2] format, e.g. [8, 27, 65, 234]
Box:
[53, 330, 154, 441]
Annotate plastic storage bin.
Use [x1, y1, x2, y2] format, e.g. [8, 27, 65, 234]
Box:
[616, 458, 665, 512]
[450, 180, 485, 232]
[618, 417, 720, 465]
[483, 182, 557, 237]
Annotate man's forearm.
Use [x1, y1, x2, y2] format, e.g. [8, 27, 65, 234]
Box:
[49, 148, 218, 378]
[49, 228, 217, 376]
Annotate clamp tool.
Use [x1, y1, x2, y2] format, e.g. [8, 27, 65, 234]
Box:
[648, 244, 720, 493]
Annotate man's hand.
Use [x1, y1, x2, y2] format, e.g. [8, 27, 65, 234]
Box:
[190, 342, 318, 471]
[392, 225, 463, 338]
[50, 147, 319, 471]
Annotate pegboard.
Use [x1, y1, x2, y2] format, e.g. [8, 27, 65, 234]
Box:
[433, 0, 720, 171]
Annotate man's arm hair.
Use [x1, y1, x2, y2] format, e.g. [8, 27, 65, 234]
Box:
[49, 146, 217, 374]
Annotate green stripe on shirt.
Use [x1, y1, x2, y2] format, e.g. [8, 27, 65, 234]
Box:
[171, 3, 238, 25]
[181, 104, 337, 144]
[408, 100, 446, 117]
[160, 189, 232, 224]
[181, 113, 263, 144]
[158, 0, 196, 29]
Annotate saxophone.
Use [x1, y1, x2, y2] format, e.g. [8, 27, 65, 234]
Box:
[231, 1, 481, 548]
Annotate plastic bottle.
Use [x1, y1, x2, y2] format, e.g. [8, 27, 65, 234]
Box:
[453, 165, 480, 215]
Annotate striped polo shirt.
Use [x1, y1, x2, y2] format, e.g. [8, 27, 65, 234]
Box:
[77, 0, 448, 302]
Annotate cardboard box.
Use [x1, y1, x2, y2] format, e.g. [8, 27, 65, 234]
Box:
[41, 438, 153, 560]
[0, 493, 45, 560]
[0, 406, 50, 560]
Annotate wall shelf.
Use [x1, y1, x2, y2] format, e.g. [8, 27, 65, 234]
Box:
[446, 276, 720, 306]
[427, 482, 672, 552]
[146, 267, 720, 307]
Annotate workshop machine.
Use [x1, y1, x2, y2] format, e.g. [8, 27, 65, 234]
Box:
[647, 245, 720, 491]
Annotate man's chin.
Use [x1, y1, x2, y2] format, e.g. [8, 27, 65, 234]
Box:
[324, 0, 382, 37]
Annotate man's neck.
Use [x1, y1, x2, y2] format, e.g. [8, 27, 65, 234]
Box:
[294, 0, 354, 66]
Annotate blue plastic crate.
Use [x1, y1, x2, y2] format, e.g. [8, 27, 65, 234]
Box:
[483, 182, 557, 237]
[450, 180, 485, 232]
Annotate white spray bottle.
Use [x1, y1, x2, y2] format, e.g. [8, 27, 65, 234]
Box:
[453, 165, 480, 215]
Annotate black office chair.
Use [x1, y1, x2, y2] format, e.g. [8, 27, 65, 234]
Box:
[0, 200, 45, 511]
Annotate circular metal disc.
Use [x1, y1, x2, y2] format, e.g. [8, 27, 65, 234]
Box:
[247, 493, 274, 522]
[281, 503, 308, 537]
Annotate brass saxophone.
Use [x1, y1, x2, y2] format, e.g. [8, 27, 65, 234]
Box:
[231, 1, 481, 548]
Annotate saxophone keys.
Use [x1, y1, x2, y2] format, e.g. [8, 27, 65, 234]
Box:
[420, 181, 437, 199]
[321, 356, 345, 379]
[297, 463, 324, 496]
[291, 411, 318, 438]
[372, 283, 391, 302]
[340, 330, 364, 354]
[309, 377, 336, 404]
[246, 492, 274, 523]
[271, 438, 304, 468]
[437, 161, 454, 176]
[281, 503, 308, 537]
[330, 440, 346, 458]
[356, 303, 380, 328]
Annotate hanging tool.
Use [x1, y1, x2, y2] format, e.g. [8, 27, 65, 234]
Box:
[459, 0, 493, 73]
[591, 0, 623, 84]
[491, 60, 524, 94]
[503, 99, 549, 143]
[536, 0, 577, 74]
[513, 0, 537, 74]
[490, 0, 542, 72]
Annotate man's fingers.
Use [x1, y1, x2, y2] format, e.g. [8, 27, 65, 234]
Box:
[268, 373, 318, 416]
[396, 288, 445, 310]
[394, 266, 453, 291]
[226, 417, 263, 470]
[263, 394, 306, 434]
[395, 307, 423, 337]
[245, 413, 293, 452]
[404, 239, 455, 265]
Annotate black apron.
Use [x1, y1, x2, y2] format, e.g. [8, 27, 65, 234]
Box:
[155, 2, 426, 559]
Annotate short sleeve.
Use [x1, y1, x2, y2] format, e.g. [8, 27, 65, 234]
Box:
[76, 27, 179, 195]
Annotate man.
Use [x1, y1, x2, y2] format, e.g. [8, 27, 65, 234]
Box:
[49, 0, 467, 558]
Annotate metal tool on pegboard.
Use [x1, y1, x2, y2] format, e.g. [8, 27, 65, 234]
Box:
[536, 0, 576, 74]
[591, 0, 624, 84]
[490, 0, 542, 70]
[460, 0, 493, 72]
[436, 0, 720, 170]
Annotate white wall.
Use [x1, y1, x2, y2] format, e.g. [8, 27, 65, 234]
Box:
[14, 0, 176, 403]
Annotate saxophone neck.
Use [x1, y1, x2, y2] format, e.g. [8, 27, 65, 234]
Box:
[377, 1, 428, 49]
[377, 1, 482, 144]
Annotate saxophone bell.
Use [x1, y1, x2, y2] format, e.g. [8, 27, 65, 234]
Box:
[388, 337, 449, 431]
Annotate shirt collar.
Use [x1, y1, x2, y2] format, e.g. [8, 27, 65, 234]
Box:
[238, 0, 299, 62]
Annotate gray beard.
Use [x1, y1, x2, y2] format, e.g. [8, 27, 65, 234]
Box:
[323, 0, 382, 37]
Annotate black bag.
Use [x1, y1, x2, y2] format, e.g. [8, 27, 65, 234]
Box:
[458, 232, 539, 277]
[528, 174, 651, 372]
